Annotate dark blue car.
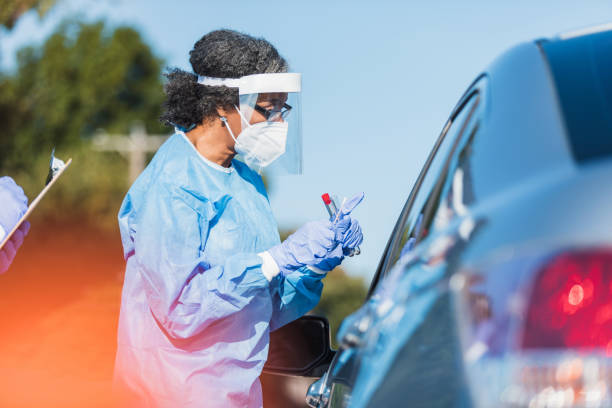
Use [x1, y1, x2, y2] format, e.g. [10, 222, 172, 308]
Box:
[264, 25, 612, 408]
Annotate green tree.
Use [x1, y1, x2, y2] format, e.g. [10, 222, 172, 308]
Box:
[0, 20, 168, 226]
[0, 0, 56, 30]
[313, 268, 368, 348]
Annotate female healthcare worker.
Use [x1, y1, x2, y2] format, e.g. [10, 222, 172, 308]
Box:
[0, 177, 29, 274]
[113, 29, 364, 408]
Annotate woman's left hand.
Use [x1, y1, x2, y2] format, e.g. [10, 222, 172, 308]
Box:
[0, 221, 30, 274]
[331, 192, 364, 254]
[337, 217, 363, 254]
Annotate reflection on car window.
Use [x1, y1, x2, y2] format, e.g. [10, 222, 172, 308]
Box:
[429, 123, 479, 234]
[384, 93, 481, 276]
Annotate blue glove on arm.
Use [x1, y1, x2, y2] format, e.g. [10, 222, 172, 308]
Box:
[268, 219, 339, 276]
[0, 177, 28, 235]
[0, 221, 30, 274]
[0, 177, 29, 274]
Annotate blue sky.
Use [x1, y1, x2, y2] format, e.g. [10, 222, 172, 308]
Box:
[2, 0, 612, 280]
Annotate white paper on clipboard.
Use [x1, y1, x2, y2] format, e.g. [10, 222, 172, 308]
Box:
[0, 156, 72, 250]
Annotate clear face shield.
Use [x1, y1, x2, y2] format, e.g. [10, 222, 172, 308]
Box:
[238, 73, 302, 174]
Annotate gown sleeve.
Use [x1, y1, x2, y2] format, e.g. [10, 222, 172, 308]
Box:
[122, 182, 272, 340]
[269, 267, 327, 331]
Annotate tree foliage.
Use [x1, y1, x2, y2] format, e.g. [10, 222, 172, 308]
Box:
[0, 0, 56, 30]
[0, 20, 166, 167]
[0, 20, 168, 225]
[312, 268, 368, 347]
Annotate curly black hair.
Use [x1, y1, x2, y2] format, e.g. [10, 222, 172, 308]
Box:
[160, 29, 288, 130]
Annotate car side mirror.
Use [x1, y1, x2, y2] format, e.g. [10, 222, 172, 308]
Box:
[263, 315, 335, 377]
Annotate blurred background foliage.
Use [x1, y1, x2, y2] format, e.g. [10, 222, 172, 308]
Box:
[1, 0, 56, 30]
[0, 19, 168, 227]
[312, 269, 367, 347]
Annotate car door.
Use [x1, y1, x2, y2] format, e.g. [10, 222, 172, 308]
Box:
[311, 76, 488, 408]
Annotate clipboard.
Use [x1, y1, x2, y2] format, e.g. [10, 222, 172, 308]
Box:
[0, 151, 72, 250]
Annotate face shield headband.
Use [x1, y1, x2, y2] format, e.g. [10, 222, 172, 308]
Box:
[196, 73, 301, 95]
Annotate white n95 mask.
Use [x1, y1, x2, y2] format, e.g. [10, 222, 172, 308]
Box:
[221, 108, 288, 173]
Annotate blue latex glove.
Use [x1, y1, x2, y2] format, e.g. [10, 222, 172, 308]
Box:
[310, 244, 345, 272]
[340, 218, 363, 255]
[0, 221, 29, 274]
[331, 192, 365, 255]
[0, 177, 28, 234]
[268, 219, 339, 275]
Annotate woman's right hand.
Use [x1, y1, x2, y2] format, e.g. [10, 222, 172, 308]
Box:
[268, 219, 338, 275]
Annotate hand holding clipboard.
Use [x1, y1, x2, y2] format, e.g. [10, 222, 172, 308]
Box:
[0, 149, 72, 251]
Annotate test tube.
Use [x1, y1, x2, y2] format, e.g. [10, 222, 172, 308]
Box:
[329, 196, 339, 216]
[321, 193, 334, 218]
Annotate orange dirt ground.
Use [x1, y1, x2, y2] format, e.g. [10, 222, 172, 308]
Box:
[0, 221, 125, 408]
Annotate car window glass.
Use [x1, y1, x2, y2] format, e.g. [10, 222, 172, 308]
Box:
[419, 114, 480, 241]
[383, 94, 481, 276]
[429, 123, 479, 234]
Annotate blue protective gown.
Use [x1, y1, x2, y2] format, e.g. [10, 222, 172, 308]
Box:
[113, 133, 326, 407]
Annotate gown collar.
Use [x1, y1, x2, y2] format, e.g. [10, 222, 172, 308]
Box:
[177, 131, 235, 174]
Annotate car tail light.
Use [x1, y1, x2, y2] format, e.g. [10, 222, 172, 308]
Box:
[522, 249, 612, 352]
[458, 249, 612, 408]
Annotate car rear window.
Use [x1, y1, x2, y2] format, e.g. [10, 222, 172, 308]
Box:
[540, 30, 612, 163]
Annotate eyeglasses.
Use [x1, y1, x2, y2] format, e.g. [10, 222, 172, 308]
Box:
[254, 103, 292, 121]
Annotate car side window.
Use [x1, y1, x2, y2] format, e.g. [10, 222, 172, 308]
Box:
[427, 121, 480, 235]
[414, 100, 481, 244]
[379, 88, 483, 280]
